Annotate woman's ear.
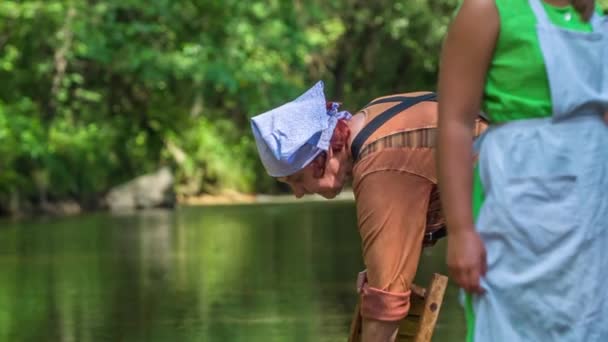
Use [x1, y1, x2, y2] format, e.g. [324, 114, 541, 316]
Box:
[330, 120, 350, 152]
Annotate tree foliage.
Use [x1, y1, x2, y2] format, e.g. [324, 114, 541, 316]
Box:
[1, 0, 605, 214]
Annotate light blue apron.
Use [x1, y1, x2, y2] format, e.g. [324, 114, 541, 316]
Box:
[471, 1, 608, 341]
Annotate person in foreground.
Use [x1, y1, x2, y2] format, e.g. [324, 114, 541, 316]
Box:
[250, 81, 486, 342]
[437, 0, 607, 341]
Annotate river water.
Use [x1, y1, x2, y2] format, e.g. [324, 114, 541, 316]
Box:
[0, 201, 465, 341]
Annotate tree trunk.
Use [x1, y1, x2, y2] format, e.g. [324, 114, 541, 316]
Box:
[49, 6, 77, 120]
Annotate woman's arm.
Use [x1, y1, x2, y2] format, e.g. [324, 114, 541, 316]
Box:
[437, 0, 499, 294]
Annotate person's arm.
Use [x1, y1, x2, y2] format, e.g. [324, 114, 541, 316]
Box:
[437, 0, 499, 294]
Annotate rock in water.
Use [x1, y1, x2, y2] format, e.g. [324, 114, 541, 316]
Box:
[106, 167, 175, 212]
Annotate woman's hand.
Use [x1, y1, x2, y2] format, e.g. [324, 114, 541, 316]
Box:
[446, 228, 487, 294]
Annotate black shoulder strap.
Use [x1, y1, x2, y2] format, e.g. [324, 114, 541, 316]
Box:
[350, 93, 437, 160]
[363, 95, 427, 108]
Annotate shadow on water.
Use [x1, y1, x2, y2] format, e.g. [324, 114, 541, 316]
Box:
[0, 202, 465, 341]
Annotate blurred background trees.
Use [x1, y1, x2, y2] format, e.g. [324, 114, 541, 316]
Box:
[1, 0, 606, 215]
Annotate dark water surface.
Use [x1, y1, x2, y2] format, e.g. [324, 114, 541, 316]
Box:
[0, 202, 465, 341]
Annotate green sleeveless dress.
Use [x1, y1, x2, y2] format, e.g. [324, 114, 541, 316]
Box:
[466, 1, 602, 341]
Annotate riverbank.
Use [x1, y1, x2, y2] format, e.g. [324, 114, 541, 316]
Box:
[1, 189, 356, 220]
[178, 189, 355, 206]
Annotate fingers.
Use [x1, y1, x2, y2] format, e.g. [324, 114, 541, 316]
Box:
[465, 267, 485, 294]
[448, 263, 485, 294]
[447, 246, 486, 294]
[446, 230, 487, 294]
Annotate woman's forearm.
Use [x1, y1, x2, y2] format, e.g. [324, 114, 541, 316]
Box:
[437, 119, 475, 234]
[436, 0, 499, 232]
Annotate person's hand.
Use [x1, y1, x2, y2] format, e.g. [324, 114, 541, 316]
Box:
[446, 227, 487, 294]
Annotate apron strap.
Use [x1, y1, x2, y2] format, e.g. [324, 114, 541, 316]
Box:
[590, 11, 603, 32]
[350, 93, 437, 160]
[528, 0, 551, 25]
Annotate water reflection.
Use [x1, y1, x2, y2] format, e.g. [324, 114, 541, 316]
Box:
[0, 202, 465, 341]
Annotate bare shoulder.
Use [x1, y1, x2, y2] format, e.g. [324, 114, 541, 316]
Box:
[438, 0, 500, 123]
[458, 0, 499, 15]
[444, 0, 500, 60]
[454, 0, 499, 29]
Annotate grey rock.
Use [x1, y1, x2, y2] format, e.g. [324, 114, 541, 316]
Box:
[106, 167, 175, 212]
[41, 200, 82, 216]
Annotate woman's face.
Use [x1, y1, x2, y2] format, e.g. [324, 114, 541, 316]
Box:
[277, 150, 349, 199]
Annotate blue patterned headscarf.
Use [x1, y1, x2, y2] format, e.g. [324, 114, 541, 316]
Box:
[250, 81, 351, 177]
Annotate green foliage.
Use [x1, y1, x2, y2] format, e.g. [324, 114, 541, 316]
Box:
[0, 0, 463, 211]
[167, 117, 258, 194]
[8, 0, 605, 212]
